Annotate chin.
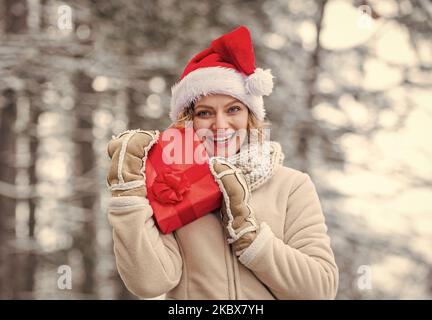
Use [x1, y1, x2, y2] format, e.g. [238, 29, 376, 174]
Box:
[204, 142, 240, 158]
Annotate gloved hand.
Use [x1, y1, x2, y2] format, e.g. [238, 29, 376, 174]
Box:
[210, 157, 259, 256]
[106, 129, 159, 197]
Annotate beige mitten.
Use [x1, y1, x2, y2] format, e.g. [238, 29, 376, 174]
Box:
[210, 157, 259, 256]
[106, 129, 159, 197]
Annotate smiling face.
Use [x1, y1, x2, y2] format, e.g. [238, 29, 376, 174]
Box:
[192, 94, 249, 158]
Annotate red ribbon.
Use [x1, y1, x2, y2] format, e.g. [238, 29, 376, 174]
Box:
[151, 168, 191, 204]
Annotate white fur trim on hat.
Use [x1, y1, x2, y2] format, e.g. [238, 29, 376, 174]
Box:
[170, 67, 269, 122]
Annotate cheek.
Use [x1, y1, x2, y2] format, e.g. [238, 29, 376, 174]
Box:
[193, 118, 212, 142]
[233, 112, 249, 130]
[193, 118, 208, 130]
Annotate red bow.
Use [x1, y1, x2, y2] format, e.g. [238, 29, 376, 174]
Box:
[151, 168, 191, 204]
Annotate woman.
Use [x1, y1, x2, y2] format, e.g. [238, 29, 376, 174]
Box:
[106, 26, 339, 299]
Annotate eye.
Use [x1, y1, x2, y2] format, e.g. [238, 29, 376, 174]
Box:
[195, 110, 212, 117]
[228, 105, 241, 113]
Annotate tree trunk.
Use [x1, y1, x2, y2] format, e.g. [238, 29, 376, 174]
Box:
[4, 0, 27, 34]
[296, 0, 328, 172]
[23, 92, 40, 296]
[0, 89, 18, 298]
[73, 71, 97, 297]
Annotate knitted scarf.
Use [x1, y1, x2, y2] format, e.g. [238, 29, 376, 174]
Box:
[225, 141, 285, 191]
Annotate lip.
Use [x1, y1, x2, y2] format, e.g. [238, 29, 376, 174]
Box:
[207, 133, 235, 143]
[202, 133, 237, 156]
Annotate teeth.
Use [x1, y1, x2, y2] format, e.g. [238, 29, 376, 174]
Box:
[214, 137, 229, 142]
[210, 134, 234, 142]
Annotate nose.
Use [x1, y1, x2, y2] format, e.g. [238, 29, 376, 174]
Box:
[212, 112, 230, 131]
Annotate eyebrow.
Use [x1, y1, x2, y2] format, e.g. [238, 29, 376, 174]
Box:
[194, 99, 240, 110]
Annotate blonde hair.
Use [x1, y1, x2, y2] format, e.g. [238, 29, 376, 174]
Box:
[170, 102, 270, 143]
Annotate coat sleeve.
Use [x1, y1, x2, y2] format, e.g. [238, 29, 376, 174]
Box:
[107, 196, 183, 298]
[237, 172, 339, 300]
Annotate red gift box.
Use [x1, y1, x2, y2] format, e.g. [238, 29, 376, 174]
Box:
[145, 127, 222, 234]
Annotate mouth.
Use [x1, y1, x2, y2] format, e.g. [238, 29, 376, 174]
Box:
[206, 133, 235, 145]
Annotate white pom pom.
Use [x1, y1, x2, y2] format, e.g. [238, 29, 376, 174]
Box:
[245, 68, 274, 96]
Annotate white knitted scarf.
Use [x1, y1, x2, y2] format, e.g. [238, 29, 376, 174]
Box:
[225, 141, 285, 191]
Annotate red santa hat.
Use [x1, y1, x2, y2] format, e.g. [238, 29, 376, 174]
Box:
[170, 25, 274, 122]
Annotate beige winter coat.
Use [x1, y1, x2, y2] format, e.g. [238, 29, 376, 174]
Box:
[107, 165, 339, 300]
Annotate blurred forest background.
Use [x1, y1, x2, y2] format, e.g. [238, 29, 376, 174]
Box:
[0, 0, 431, 299]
